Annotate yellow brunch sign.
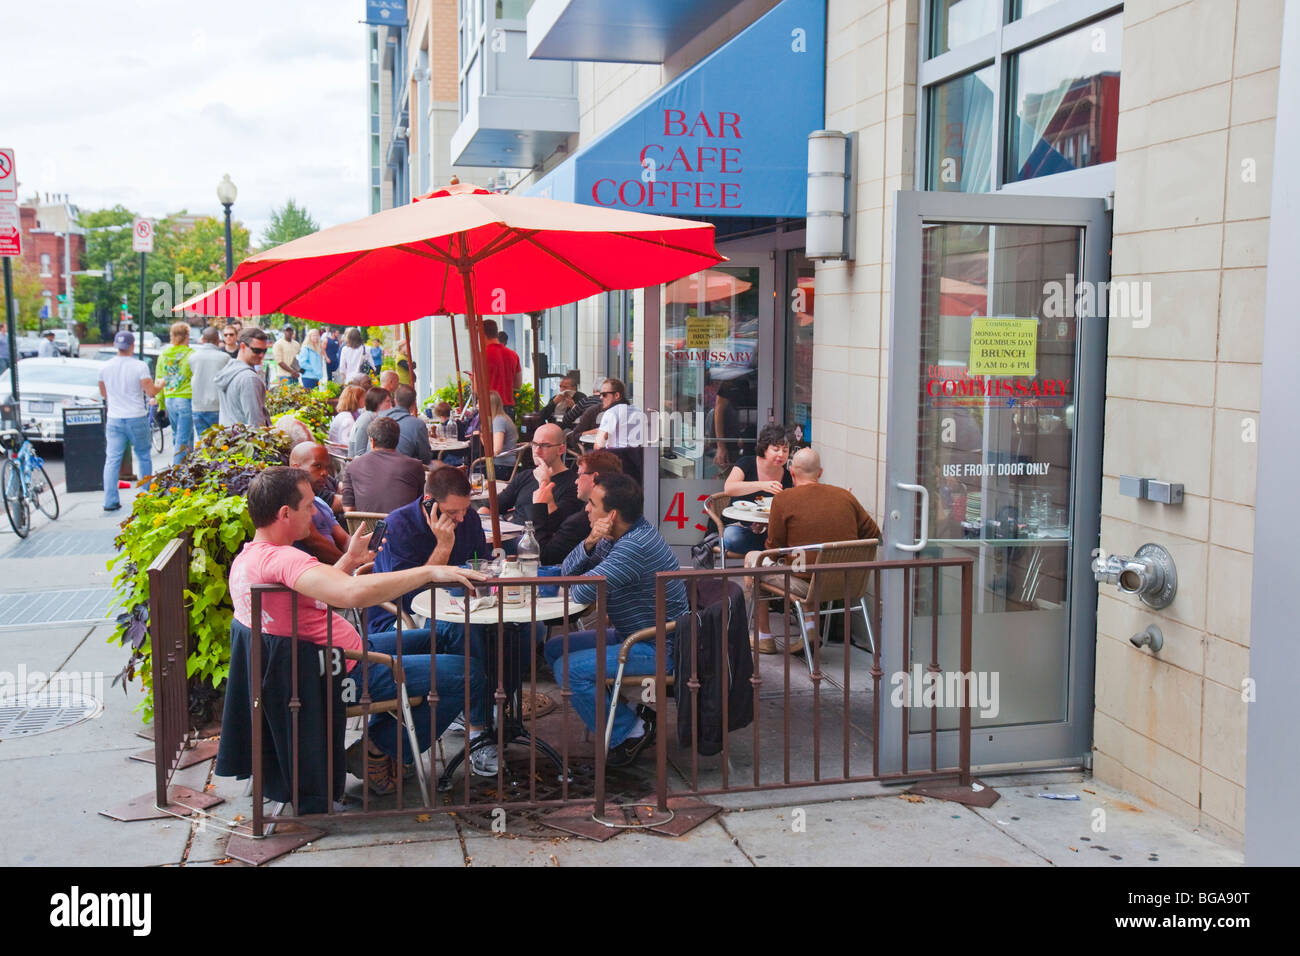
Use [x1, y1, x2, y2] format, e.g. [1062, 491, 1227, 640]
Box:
[969, 317, 1038, 376]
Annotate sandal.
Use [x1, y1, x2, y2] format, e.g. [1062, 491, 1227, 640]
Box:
[345, 739, 397, 796]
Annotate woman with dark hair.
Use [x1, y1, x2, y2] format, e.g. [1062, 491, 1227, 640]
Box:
[721, 422, 793, 555]
[339, 327, 367, 381]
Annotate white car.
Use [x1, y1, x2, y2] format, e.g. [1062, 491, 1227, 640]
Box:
[0, 358, 106, 441]
[50, 328, 80, 357]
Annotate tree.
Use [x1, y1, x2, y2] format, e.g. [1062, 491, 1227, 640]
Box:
[261, 199, 319, 250]
[8, 258, 48, 332]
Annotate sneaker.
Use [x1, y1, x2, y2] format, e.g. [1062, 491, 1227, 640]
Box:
[635, 703, 657, 733]
[445, 711, 466, 735]
[468, 739, 500, 777]
[607, 720, 656, 768]
[345, 739, 397, 796]
[103, 503, 122, 512]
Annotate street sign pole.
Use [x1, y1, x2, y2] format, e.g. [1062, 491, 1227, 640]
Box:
[3, 255, 18, 405]
[138, 251, 146, 359]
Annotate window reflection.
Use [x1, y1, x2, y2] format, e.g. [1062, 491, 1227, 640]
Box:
[929, 0, 999, 56]
[926, 65, 996, 192]
[1006, 14, 1122, 183]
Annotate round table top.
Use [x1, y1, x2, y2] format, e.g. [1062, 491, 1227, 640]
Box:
[480, 515, 524, 539]
[469, 480, 509, 501]
[722, 504, 771, 524]
[410, 587, 590, 625]
[428, 438, 470, 451]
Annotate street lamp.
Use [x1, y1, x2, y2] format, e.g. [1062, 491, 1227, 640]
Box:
[216, 173, 238, 278]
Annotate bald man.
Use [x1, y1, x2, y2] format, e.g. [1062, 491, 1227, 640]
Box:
[482, 423, 580, 534]
[379, 369, 400, 395]
[289, 441, 351, 563]
[747, 447, 882, 653]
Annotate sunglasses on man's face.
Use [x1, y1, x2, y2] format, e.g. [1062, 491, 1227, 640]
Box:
[600, 391, 617, 397]
[247, 346, 268, 355]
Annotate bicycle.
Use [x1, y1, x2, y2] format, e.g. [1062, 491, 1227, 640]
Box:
[149, 403, 166, 454]
[2, 425, 60, 538]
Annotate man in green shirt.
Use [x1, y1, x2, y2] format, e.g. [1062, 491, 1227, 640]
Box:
[157, 321, 195, 464]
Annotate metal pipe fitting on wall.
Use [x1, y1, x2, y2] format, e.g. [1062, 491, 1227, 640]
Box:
[1130, 624, 1163, 652]
[1091, 542, 1178, 609]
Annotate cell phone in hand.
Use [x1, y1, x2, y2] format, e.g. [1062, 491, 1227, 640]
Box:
[369, 519, 388, 550]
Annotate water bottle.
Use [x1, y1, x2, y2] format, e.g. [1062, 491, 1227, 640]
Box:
[501, 559, 524, 606]
[518, 521, 540, 578]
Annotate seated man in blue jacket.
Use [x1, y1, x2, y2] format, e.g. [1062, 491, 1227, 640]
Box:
[544, 473, 689, 767]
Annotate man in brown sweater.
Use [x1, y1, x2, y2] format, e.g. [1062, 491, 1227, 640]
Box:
[750, 447, 882, 653]
[340, 416, 428, 515]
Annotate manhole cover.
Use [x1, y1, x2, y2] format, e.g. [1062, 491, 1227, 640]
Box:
[0, 693, 103, 738]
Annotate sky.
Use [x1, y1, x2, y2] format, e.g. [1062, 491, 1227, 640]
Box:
[0, 0, 371, 243]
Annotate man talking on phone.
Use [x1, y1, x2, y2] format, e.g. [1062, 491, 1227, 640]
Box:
[368, 466, 492, 636]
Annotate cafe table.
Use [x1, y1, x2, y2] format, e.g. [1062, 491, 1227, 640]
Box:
[721, 503, 771, 524]
[409, 586, 591, 788]
[428, 437, 470, 460]
[469, 479, 509, 502]
[481, 515, 525, 539]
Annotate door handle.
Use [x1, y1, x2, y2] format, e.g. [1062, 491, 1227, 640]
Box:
[895, 482, 929, 552]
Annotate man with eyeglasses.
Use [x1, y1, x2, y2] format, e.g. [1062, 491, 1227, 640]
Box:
[530, 449, 621, 565]
[215, 327, 271, 427]
[480, 423, 579, 535]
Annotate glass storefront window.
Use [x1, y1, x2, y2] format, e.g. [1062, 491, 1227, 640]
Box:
[1005, 14, 1122, 184]
[1012, 0, 1062, 18]
[785, 251, 815, 446]
[606, 290, 635, 398]
[925, 66, 996, 192]
[496, 0, 531, 20]
[928, 0, 999, 57]
[660, 266, 761, 483]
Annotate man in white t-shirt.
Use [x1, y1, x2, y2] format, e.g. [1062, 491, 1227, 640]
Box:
[98, 330, 162, 512]
[592, 377, 646, 450]
[271, 324, 301, 385]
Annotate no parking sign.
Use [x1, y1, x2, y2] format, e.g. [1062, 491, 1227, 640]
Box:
[132, 218, 154, 253]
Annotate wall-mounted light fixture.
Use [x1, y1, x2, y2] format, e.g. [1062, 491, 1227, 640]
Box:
[806, 130, 856, 260]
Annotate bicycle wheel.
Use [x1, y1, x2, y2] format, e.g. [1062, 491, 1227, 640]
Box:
[2, 458, 29, 538]
[29, 464, 60, 521]
[151, 417, 165, 454]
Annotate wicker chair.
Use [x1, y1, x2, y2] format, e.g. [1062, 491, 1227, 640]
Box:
[748, 538, 880, 674]
[702, 491, 749, 569]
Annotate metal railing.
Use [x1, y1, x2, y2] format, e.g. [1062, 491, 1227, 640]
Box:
[148, 535, 194, 808]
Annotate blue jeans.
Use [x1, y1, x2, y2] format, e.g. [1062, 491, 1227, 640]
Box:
[723, 523, 767, 556]
[358, 627, 487, 764]
[103, 415, 152, 509]
[193, 410, 220, 436]
[168, 397, 193, 464]
[301, 377, 319, 391]
[546, 629, 669, 747]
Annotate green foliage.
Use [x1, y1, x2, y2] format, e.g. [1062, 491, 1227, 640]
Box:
[260, 199, 320, 250]
[107, 425, 290, 718]
[8, 257, 46, 331]
[513, 382, 537, 423]
[424, 377, 465, 409]
[266, 384, 337, 442]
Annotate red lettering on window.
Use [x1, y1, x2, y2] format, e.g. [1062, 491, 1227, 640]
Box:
[664, 109, 687, 135]
[687, 112, 716, 137]
[720, 147, 742, 173]
[671, 181, 691, 207]
[618, 180, 646, 206]
[720, 182, 741, 208]
[694, 494, 711, 533]
[719, 112, 741, 138]
[592, 179, 617, 205]
[664, 491, 689, 530]
[695, 182, 717, 207]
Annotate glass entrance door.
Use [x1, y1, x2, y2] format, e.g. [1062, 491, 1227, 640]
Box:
[880, 192, 1110, 772]
[656, 254, 773, 546]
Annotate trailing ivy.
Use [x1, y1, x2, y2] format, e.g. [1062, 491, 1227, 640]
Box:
[266, 384, 337, 442]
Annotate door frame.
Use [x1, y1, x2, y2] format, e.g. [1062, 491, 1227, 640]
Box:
[879, 190, 1111, 774]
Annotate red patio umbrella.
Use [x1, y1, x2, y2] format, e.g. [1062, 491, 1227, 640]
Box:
[177, 181, 723, 544]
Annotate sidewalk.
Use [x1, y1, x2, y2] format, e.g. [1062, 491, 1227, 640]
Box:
[0, 452, 1244, 867]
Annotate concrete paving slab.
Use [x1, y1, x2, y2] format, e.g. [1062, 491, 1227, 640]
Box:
[265, 838, 468, 867]
[0, 625, 97, 678]
[719, 793, 1050, 866]
[969, 781, 1242, 866]
[0, 747, 189, 866]
[459, 817, 752, 866]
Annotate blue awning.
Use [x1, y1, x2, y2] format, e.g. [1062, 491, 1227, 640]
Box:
[527, 0, 825, 218]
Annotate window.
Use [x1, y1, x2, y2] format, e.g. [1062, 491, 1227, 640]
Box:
[920, 0, 1121, 195]
[40, 254, 51, 276]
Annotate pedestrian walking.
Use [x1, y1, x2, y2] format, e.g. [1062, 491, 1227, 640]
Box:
[368, 336, 384, 372]
[298, 328, 324, 390]
[38, 330, 59, 358]
[215, 327, 271, 427]
[188, 325, 231, 437]
[339, 327, 368, 381]
[271, 324, 301, 386]
[481, 318, 520, 418]
[157, 321, 195, 464]
[323, 327, 341, 382]
[98, 330, 162, 512]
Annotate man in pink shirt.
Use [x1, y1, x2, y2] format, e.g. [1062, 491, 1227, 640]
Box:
[227, 466, 497, 794]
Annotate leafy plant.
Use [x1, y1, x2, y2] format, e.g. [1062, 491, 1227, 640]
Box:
[513, 382, 537, 423]
[266, 384, 337, 442]
[107, 424, 290, 719]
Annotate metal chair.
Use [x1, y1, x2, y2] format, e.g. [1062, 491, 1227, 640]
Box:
[702, 491, 749, 569]
[341, 646, 431, 807]
[748, 538, 880, 675]
[341, 511, 386, 535]
[602, 621, 677, 757]
[468, 454, 523, 483]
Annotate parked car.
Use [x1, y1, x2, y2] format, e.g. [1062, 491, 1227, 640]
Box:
[0, 357, 106, 441]
[50, 328, 80, 357]
[91, 346, 161, 376]
[15, 336, 41, 360]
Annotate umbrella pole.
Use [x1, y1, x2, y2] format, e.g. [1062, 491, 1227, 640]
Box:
[448, 313, 465, 407]
[458, 258, 501, 550]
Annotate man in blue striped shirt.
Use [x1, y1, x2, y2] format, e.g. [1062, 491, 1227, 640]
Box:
[545, 474, 688, 766]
